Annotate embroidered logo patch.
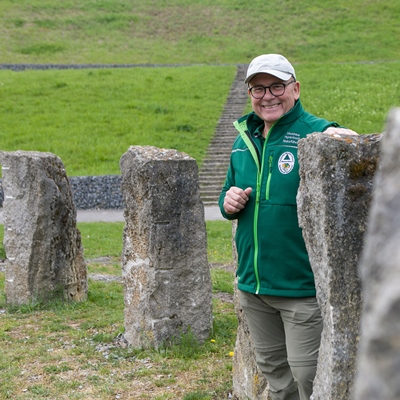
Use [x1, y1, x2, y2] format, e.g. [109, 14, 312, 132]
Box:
[278, 152, 295, 174]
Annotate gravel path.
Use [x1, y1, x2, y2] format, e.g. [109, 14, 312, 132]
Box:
[0, 63, 245, 71]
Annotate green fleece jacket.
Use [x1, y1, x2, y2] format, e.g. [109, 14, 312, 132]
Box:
[219, 99, 339, 297]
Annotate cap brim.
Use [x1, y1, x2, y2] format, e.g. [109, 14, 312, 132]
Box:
[245, 70, 293, 84]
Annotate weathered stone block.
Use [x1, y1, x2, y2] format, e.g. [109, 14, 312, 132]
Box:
[297, 132, 381, 400]
[354, 108, 400, 400]
[0, 150, 87, 305]
[120, 146, 212, 348]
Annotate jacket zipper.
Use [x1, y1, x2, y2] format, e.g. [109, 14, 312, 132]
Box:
[265, 154, 273, 200]
[238, 122, 277, 294]
[254, 124, 277, 294]
[241, 129, 263, 294]
[253, 151, 267, 293]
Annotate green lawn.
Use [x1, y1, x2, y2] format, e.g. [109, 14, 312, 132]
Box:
[1, 0, 399, 176]
[0, 66, 236, 176]
[0, 0, 398, 397]
[1, 0, 399, 64]
[1, 61, 398, 178]
[0, 220, 236, 399]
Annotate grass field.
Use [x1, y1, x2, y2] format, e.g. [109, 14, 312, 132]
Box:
[0, 0, 399, 176]
[0, 220, 236, 399]
[0, 0, 399, 398]
[0, 66, 236, 176]
[1, 0, 399, 64]
[1, 61, 399, 176]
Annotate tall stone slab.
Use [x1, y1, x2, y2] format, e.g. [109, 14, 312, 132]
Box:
[231, 221, 270, 400]
[297, 132, 381, 400]
[120, 146, 212, 348]
[354, 109, 400, 400]
[0, 151, 87, 305]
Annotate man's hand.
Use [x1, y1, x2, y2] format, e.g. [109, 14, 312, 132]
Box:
[223, 186, 253, 215]
[323, 127, 359, 136]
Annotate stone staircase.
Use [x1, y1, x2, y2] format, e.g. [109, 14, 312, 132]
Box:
[199, 64, 248, 206]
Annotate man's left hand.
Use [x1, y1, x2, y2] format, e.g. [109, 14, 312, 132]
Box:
[323, 127, 359, 136]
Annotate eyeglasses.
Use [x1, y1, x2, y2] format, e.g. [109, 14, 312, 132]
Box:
[248, 80, 296, 99]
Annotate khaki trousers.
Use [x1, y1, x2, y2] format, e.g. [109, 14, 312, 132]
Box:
[239, 291, 323, 400]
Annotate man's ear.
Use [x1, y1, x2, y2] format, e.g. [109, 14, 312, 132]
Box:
[294, 81, 300, 100]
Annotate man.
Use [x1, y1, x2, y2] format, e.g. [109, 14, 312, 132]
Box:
[219, 54, 357, 400]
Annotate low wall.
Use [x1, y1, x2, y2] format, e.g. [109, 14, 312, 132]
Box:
[0, 175, 123, 210]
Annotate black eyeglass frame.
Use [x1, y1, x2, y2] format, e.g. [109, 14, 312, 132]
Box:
[248, 79, 296, 99]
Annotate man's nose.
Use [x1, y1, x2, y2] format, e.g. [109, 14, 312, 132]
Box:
[262, 89, 275, 99]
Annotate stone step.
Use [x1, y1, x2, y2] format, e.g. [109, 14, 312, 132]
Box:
[208, 140, 235, 146]
[201, 158, 230, 164]
[201, 190, 222, 198]
[201, 158, 229, 162]
[200, 178, 226, 185]
[200, 184, 225, 191]
[201, 163, 230, 169]
[204, 147, 233, 153]
[200, 178, 227, 184]
[200, 164, 229, 171]
[200, 169, 228, 174]
[200, 194, 223, 203]
[201, 160, 229, 166]
[198, 64, 248, 205]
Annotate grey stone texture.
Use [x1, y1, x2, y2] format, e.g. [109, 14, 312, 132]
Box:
[354, 108, 400, 400]
[120, 146, 213, 348]
[297, 132, 381, 400]
[0, 150, 87, 305]
[231, 222, 271, 400]
[69, 175, 123, 209]
[0, 175, 123, 209]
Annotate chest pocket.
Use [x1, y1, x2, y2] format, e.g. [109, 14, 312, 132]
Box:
[231, 148, 259, 189]
[264, 149, 300, 205]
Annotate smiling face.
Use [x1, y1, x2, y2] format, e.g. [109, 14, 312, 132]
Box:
[248, 73, 300, 133]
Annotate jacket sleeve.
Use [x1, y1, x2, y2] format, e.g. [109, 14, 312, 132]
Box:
[218, 160, 240, 221]
[323, 121, 341, 130]
[300, 109, 342, 133]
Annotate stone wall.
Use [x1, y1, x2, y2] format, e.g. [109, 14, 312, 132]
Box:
[0, 175, 122, 210]
[69, 175, 123, 209]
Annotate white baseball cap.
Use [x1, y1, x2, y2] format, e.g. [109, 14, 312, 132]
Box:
[245, 54, 296, 84]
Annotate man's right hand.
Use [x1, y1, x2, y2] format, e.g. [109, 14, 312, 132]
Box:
[223, 186, 253, 215]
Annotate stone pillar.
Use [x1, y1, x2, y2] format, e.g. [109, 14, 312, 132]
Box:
[232, 222, 271, 400]
[354, 109, 400, 400]
[120, 146, 212, 349]
[297, 132, 381, 400]
[0, 151, 87, 305]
